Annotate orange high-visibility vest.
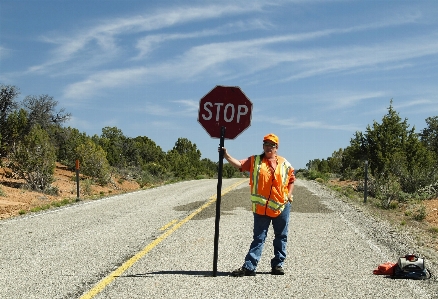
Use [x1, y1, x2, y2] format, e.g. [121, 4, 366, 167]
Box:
[249, 155, 294, 217]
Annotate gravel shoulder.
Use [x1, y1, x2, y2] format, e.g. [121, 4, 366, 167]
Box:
[299, 180, 438, 270]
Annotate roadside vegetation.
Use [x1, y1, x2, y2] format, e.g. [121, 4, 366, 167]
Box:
[296, 100, 438, 250]
[0, 84, 246, 213]
[2, 82, 437, 232]
[297, 99, 437, 209]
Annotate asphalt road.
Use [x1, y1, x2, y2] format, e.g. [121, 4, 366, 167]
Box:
[1, 178, 437, 298]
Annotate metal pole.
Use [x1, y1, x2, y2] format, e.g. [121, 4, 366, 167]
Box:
[213, 126, 225, 277]
[364, 160, 368, 203]
[75, 160, 80, 201]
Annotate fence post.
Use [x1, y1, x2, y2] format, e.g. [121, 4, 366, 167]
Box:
[364, 160, 368, 203]
[75, 160, 80, 201]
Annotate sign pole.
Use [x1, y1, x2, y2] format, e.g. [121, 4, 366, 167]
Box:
[364, 160, 368, 203]
[75, 159, 80, 201]
[213, 126, 225, 277]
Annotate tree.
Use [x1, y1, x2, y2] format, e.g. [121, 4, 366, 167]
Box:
[52, 127, 89, 170]
[0, 85, 20, 155]
[9, 125, 56, 191]
[349, 101, 435, 196]
[131, 136, 165, 167]
[3, 108, 28, 154]
[76, 139, 111, 185]
[22, 94, 71, 132]
[364, 101, 412, 177]
[420, 116, 438, 160]
[0, 84, 19, 126]
[223, 163, 238, 178]
[167, 138, 202, 179]
[306, 159, 320, 171]
[97, 126, 127, 168]
[400, 129, 436, 193]
[328, 148, 343, 174]
[201, 158, 218, 178]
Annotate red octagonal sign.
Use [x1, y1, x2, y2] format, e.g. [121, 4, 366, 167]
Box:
[198, 85, 253, 139]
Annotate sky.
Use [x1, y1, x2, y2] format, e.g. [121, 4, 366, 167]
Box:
[1, 0, 438, 170]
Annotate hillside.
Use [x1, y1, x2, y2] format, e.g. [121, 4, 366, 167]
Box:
[0, 163, 140, 219]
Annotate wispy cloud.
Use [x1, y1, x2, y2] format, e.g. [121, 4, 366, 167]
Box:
[63, 67, 149, 99]
[395, 99, 433, 109]
[172, 99, 199, 113]
[271, 118, 360, 131]
[322, 92, 386, 110]
[141, 100, 199, 119]
[284, 38, 438, 80]
[0, 46, 8, 60]
[134, 19, 271, 60]
[27, 4, 264, 75]
[141, 103, 172, 116]
[42, 2, 433, 100]
[69, 31, 438, 99]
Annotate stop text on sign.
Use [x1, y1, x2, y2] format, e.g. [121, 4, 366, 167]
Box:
[201, 102, 249, 123]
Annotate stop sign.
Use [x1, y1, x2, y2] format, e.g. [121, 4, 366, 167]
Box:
[198, 85, 252, 139]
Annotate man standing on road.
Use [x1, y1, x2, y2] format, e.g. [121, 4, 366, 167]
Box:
[219, 133, 295, 276]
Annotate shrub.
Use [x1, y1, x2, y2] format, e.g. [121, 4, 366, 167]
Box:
[315, 178, 324, 184]
[82, 179, 93, 196]
[136, 169, 168, 188]
[413, 204, 427, 221]
[308, 170, 330, 182]
[9, 125, 56, 191]
[405, 202, 427, 221]
[76, 140, 111, 185]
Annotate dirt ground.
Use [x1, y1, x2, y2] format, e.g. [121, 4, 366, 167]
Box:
[0, 163, 140, 220]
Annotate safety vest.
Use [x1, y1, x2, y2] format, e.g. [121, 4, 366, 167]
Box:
[249, 155, 294, 217]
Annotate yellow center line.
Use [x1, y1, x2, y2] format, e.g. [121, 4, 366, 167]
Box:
[159, 219, 178, 231]
[80, 179, 248, 299]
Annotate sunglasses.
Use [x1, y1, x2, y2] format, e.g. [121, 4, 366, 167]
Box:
[263, 142, 277, 148]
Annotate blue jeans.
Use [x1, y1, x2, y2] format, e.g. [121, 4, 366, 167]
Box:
[243, 202, 291, 271]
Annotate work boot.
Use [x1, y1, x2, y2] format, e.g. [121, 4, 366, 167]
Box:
[231, 267, 256, 277]
[271, 266, 285, 275]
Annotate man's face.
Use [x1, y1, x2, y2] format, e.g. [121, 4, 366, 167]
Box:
[263, 141, 278, 157]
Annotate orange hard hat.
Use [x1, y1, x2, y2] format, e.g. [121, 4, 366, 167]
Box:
[263, 133, 279, 145]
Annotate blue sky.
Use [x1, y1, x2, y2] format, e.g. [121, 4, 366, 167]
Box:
[1, 0, 438, 170]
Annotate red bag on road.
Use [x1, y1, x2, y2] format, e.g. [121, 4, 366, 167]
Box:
[373, 262, 397, 275]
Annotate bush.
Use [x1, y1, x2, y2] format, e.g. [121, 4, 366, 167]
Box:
[9, 125, 56, 191]
[308, 170, 330, 182]
[413, 204, 427, 221]
[136, 170, 156, 188]
[374, 175, 403, 209]
[82, 179, 93, 196]
[417, 182, 438, 199]
[76, 139, 111, 185]
[143, 162, 167, 178]
[405, 202, 427, 221]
